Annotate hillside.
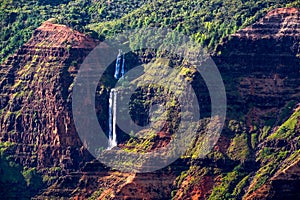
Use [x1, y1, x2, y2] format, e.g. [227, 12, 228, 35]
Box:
[1, 0, 299, 63]
[0, 1, 300, 200]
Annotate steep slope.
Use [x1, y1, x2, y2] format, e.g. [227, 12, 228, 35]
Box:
[0, 6, 300, 200]
[244, 107, 300, 199]
[0, 20, 98, 174]
[216, 7, 300, 124]
[210, 7, 300, 199]
[85, 7, 300, 200]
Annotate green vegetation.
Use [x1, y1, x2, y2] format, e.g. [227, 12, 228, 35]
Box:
[1, 0, 297, 63]
[22, 167, 43, 191]
[89, 188, 105, 200]
[259, 125, 271, 142]
[227, 132, 250, 162]
[232, 175, 249, 196]
[251, 133, 257, 149]
[90, 0, 293, 50]
[1, 0, 300, 199]
[0, 142, 44, 199]
[278, 100, 297, 124]
[251, 149, 289, 192]
[268, 108, 300, 140]
[0, 0, 147, 62]
[248, 108, 300, 193]
[173, 165, 209, 199]
[209, 165, 248, 199]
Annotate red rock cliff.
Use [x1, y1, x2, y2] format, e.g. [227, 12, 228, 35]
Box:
[0, 20, 98, 172]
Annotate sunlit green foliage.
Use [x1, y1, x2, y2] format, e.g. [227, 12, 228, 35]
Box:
[0, 0, 297, 62]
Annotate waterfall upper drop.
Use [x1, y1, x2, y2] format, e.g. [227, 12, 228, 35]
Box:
[108, 50, 125, 149]
[114, 49, 125, 79]
[121, 54, 125, 77]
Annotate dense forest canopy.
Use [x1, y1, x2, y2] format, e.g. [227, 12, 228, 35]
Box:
[0, 0, 299, 62]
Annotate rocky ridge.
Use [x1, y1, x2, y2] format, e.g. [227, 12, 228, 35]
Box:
[0, 20, 98, 173]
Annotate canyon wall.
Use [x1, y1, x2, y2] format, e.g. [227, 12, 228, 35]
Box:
[0, 7, 300, 200]
[0, 21, 98, 173]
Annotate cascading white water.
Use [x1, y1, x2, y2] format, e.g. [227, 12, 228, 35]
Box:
[108, 50, 125, 149]
[108, 89, 118, 149]
[112, 89, 117, 147]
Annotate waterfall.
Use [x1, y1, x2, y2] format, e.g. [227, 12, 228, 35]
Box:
[108, 50, 125, 149]
[114, 50, 125, 79]
[114, 50, 122, 79]
[113, 89, 117, 146]
[108, 89, 118, 149]
[121, 54, 125, 77]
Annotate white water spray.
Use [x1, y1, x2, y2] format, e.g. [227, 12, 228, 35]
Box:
[108, 50, 126, 149]
[108, 89, 118, 149]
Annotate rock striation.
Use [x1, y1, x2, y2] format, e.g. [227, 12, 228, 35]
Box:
[215, 7, 300, 199]
[215, 7, 300, 126]
[0, 20, 98, 173]
[216, 7, 300, 70]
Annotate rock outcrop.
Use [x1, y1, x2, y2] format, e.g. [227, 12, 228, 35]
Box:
[216, 7, 300, 127]
[0, 20, 98, 173]
[216, 7, 300, 70]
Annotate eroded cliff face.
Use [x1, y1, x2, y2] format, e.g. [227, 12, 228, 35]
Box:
[0, 20, 98, 173]
[215, 8, 300, 127]
[213, 7, 300, 199]
[1, 7, 300, 200]
[217, 7, 300, 68]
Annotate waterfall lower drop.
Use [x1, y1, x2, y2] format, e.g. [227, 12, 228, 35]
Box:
[108, 89, 118, 149]
[108, 50, 125, 149]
